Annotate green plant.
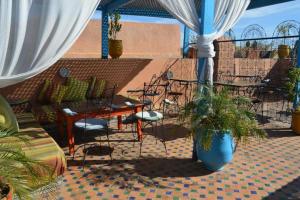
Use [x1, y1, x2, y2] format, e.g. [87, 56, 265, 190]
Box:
[0, 128, 53, 199]
[285, 67, 300, 111]
[108, 12, 122, 40]
[179, 86, 266, 151]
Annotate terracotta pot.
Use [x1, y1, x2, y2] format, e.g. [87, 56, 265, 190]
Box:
[292, 112, 300, 134]
[109, 39, 123, 59]
[278, 45, 290, 59]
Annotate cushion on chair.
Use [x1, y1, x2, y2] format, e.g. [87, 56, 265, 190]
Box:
[122, 114, 137, 124]
[63, 77, 89, 101]
[135, 111, 163, 121]
[0, 95, 19, 134]
[163, 99, 175, 105]
[75, 118, 108, 131]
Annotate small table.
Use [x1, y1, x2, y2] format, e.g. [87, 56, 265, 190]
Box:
[56, 95, 143, 155]
[214, 81, 266, 96]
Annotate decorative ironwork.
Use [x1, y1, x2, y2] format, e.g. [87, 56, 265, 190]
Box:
[272, 20, 300, 50]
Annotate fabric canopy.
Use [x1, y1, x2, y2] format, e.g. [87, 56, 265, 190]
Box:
[156, 0, 250, 84]
[0, 0, 100, 88]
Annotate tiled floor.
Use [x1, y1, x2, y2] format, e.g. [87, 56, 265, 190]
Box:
[54, 120, 300, 200]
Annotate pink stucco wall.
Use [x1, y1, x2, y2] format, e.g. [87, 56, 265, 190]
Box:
[64, 20, 181, 59]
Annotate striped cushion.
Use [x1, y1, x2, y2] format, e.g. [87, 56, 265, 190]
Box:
[37, 79, 51, 103]
[87, 76, 97, 99]
[1, 113, 66, 178]
[92, 79, 106, 99]
[32, 105, 57, 124]
[63, 78, 89, 101]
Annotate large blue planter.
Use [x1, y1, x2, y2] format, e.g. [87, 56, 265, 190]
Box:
[196, 131, 235, 171]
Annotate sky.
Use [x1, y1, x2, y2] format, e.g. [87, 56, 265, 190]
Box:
[93, 0, 300, 45]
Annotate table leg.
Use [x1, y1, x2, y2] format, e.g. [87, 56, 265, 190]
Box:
[135, 107, 143, 141]
[117, 115, 122, 130]
[66, 118, 75, 156]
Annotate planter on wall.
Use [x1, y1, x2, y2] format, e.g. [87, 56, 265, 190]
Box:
[196, 130, 235, 171]
[109, 39, 123, 59]
[292, 111, 300, 134]
[278, 45, 290, 59]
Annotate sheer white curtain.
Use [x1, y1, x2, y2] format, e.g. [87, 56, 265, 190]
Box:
[156, 0, 250, 84]
[0, 0, 100, 88]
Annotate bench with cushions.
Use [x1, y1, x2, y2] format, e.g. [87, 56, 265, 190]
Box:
[32, 76, 107, 124]
[0, 95, 66, 197]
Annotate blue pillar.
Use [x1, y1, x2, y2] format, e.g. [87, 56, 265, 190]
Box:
[294, 36, 300, 108]
[101, 9, 109, 59]
[192, 0, 215, 161]
[197, 0, 215, 83]
[183, 26, 190, 57]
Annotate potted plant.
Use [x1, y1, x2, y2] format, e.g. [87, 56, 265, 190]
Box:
[284, 67, 300, 134]
[179, 87, 266, 171]
[108, 12, 123, 59]
[0, 128, 52, 199]
[277, 24, 291, 59]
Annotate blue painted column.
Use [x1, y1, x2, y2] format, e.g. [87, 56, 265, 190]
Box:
[192, 0, 215, 161]
[294, 36, 300, 108]
[197, 0, 215, 83]
[101, 9, 109, 59]
[183, 26, 190, 57]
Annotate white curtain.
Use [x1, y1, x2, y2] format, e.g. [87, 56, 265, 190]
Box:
[156, 0, 250, 84]
[0, 0, 100, 88]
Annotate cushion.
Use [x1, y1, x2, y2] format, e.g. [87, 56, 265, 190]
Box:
[64, 78, 89, 101]
[92, 79, 106, 99]
[0, 95, 19, 134]
[122, 114, 137, 124]
[32, 105, 57, 124]
[37, 79, 51, 103]
[135, 111, 163, 121]
[87, 76, 97, 99]
[75, 118, 108, 131]
[38, 80, 67, 104]
[45, 83, 68, 104]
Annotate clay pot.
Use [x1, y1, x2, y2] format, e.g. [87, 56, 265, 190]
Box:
[109, 39, 123, 59]
[278, 45, 290, 59]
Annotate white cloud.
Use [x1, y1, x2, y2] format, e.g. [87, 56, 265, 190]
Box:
[242, 1, 300, 19]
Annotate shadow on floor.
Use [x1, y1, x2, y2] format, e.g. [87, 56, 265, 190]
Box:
[264, 128, 297, 138]
[142, 124, 190, 141]
[68, 157, 213, 180]
[265, 176, 300, 199]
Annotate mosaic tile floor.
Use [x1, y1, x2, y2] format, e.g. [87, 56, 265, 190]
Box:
[54, 120, 300, 200]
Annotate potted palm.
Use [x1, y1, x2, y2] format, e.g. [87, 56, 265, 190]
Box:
[180, 87, 266, 171]
[0, 128, 52, 199]
[108, 12, 123, 59]
[284, 67, 300, 134]
[277, 24, 291, 59]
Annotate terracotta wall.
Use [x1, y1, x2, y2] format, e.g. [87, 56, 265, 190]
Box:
[64, 20, 181, 59]
[0, 58, 197, 102]
[214, 39, 292, 85]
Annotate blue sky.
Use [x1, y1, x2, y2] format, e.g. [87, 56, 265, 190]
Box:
[93, 0, 300, 44]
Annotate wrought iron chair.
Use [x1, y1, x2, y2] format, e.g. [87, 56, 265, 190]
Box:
[74, 85, 116, 169]
[123, 83, 167, 156]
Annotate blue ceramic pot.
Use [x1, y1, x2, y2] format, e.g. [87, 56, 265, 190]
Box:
[196, 130, 235, 171]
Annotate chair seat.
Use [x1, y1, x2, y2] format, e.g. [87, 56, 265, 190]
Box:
[75, 118, 108, 131]
[163, 99, 175, 105]
[122, 114, 137, 124]
[135, 111, 163, 121]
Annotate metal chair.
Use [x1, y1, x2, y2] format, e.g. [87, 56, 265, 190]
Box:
[123, 83, 167, 156]
[74, 85, 116, 169]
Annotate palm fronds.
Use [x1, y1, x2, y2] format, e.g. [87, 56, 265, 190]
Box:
[179, 85, 266, 151]
[0, 128, 53, 199]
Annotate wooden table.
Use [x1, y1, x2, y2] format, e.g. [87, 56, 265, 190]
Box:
[56, 95, 143, 155]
